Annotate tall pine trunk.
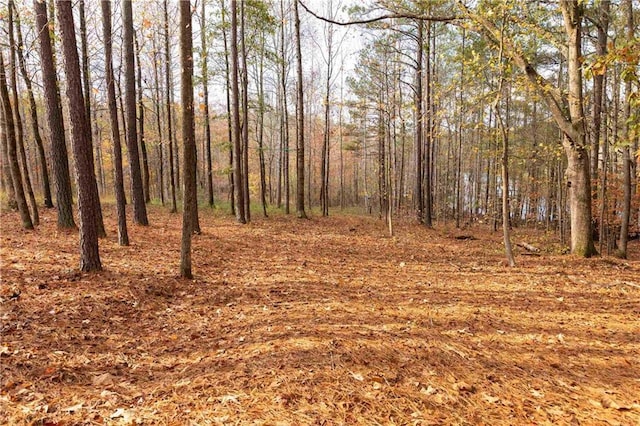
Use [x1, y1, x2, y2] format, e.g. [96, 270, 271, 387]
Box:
[293, 0, 306, 219]
[56, 0, 102, 271]
[123, 0, 149, 225]
[164, 0, 178, 213]
[0, 50, 33, 229]
[201, 0, 214, 208]
[33, 0, 75, 229]
[230, 0, 246, 223]
[101, 0, 129, 246]
[13, 1, 53, 208]
[180, 0, 197, 279]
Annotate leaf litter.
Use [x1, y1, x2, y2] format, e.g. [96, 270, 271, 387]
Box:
[1, 206, 639, 425]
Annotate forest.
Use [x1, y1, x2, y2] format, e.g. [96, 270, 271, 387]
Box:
[1, 0, 639, 424]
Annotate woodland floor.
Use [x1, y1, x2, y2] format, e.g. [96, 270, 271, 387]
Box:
[1, 205, 639, 426]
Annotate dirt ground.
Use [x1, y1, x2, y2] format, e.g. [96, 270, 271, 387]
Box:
[1, 205, 639, 425]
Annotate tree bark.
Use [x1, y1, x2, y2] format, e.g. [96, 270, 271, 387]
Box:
[180, 0, 197, 279]
[240, 0, 251, 222]
[163, 0, 178, 213]
[414, 20, 424, 224]
[13, 1, 53, 208]
[618, 0, 634, 259]
[294, 0, 307, 219]
[33, 0, 75, 229]
[0, 50, 33, 229]
[123, 0, 149, 225]
[7, 4, 39, 226]
[257, 32, 269, 218]
[220, 0, 235, 215]
[201, 0, 214, 208]
[134, 32, 151, 204]
[230, 0, 246, 223]
[56, 0, 102, 271]
[101, 0, 129, 246]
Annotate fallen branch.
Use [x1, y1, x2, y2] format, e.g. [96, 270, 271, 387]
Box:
[517, 242, 540, 253]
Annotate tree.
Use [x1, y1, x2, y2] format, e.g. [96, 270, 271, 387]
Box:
[56, 0, 101, 271]
[12, 0, 53, 209]
[101, 0, 129, 246]
[462, 1, 598, 257]
[7, 2, 39, 226]
[164, 0, 178, 214]
[180, 0, 197, 279]
[33, 0, 75, 229]
[201, 0, 215, 208]
[231, 0, 246, 223]
[135, 32, 151, 204]
[123, 0, 149, 225]
[294, 0, 307, 219]
[0, 50, 33, 230]
[617, 0, 635, 259]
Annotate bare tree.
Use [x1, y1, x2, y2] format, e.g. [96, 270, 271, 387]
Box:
[56, 0, 102, 271]
[0, 50, 33, 230]
[33, 0, 75, 229]
[180, 0, 197, 279]
[123, 0, 149, 225]
[102, 0, 129, 246]
[231, 0, 246, 223]
[12, 1, 53, 209]
[201, 0, 214, 208]
[294, 0, 307, 219]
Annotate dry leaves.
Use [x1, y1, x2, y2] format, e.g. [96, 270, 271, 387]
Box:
[0, 206, 639, 425]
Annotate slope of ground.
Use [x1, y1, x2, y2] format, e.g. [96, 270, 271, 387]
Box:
[1, 206, 639, 425]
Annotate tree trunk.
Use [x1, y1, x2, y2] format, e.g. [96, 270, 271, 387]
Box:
[414, 20, 424, 224]
[56, 0, 102, 271]
[293, 0, 307, 219]
[257, 33, 268, 218]
[180, 0, 197, 279]
[0, 50, 33, 229]
[7, 5, 39, 226]
[163, 0, 178, 213]
[240, 0, 250, 222]
[78, 0, 107, 239]
[230, 0, 246, 223]
[13, 1, 53, 208]
[152, 29, 165, 205]
[101, 0, 129, 246]
[123, 0, 149, 225]
[220, 0, 235, 215]
[280, 0, 290, 215]
[560, 1, 596, 257]
[33, 0, 75, 229]
[590, 0, 610, 189]
[135, 32, 151, 204]
[201, 0, 214, 208]
[618, 0, 634, 259]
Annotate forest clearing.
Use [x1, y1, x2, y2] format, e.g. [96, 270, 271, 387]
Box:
[1, 206, 639, 425]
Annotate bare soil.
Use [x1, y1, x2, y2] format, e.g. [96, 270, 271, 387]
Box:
[1, 206, 639, 425]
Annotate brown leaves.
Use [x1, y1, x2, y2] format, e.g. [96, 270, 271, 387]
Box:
[0, 207, 639, 425]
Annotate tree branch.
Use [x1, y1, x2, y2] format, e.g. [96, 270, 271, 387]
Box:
[298, 0, 459, 26]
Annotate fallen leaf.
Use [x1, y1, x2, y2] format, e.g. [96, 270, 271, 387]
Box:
[219, 394, 239, 404]
[92, 373, 115, 386]
[62, 402, 83, 412]
[350, 372, 364, 381]
[531, 389, 544, 398]
[482, 393, 500, 403]
[110, 408, 131, 420]
[420, 385, 438, 395]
